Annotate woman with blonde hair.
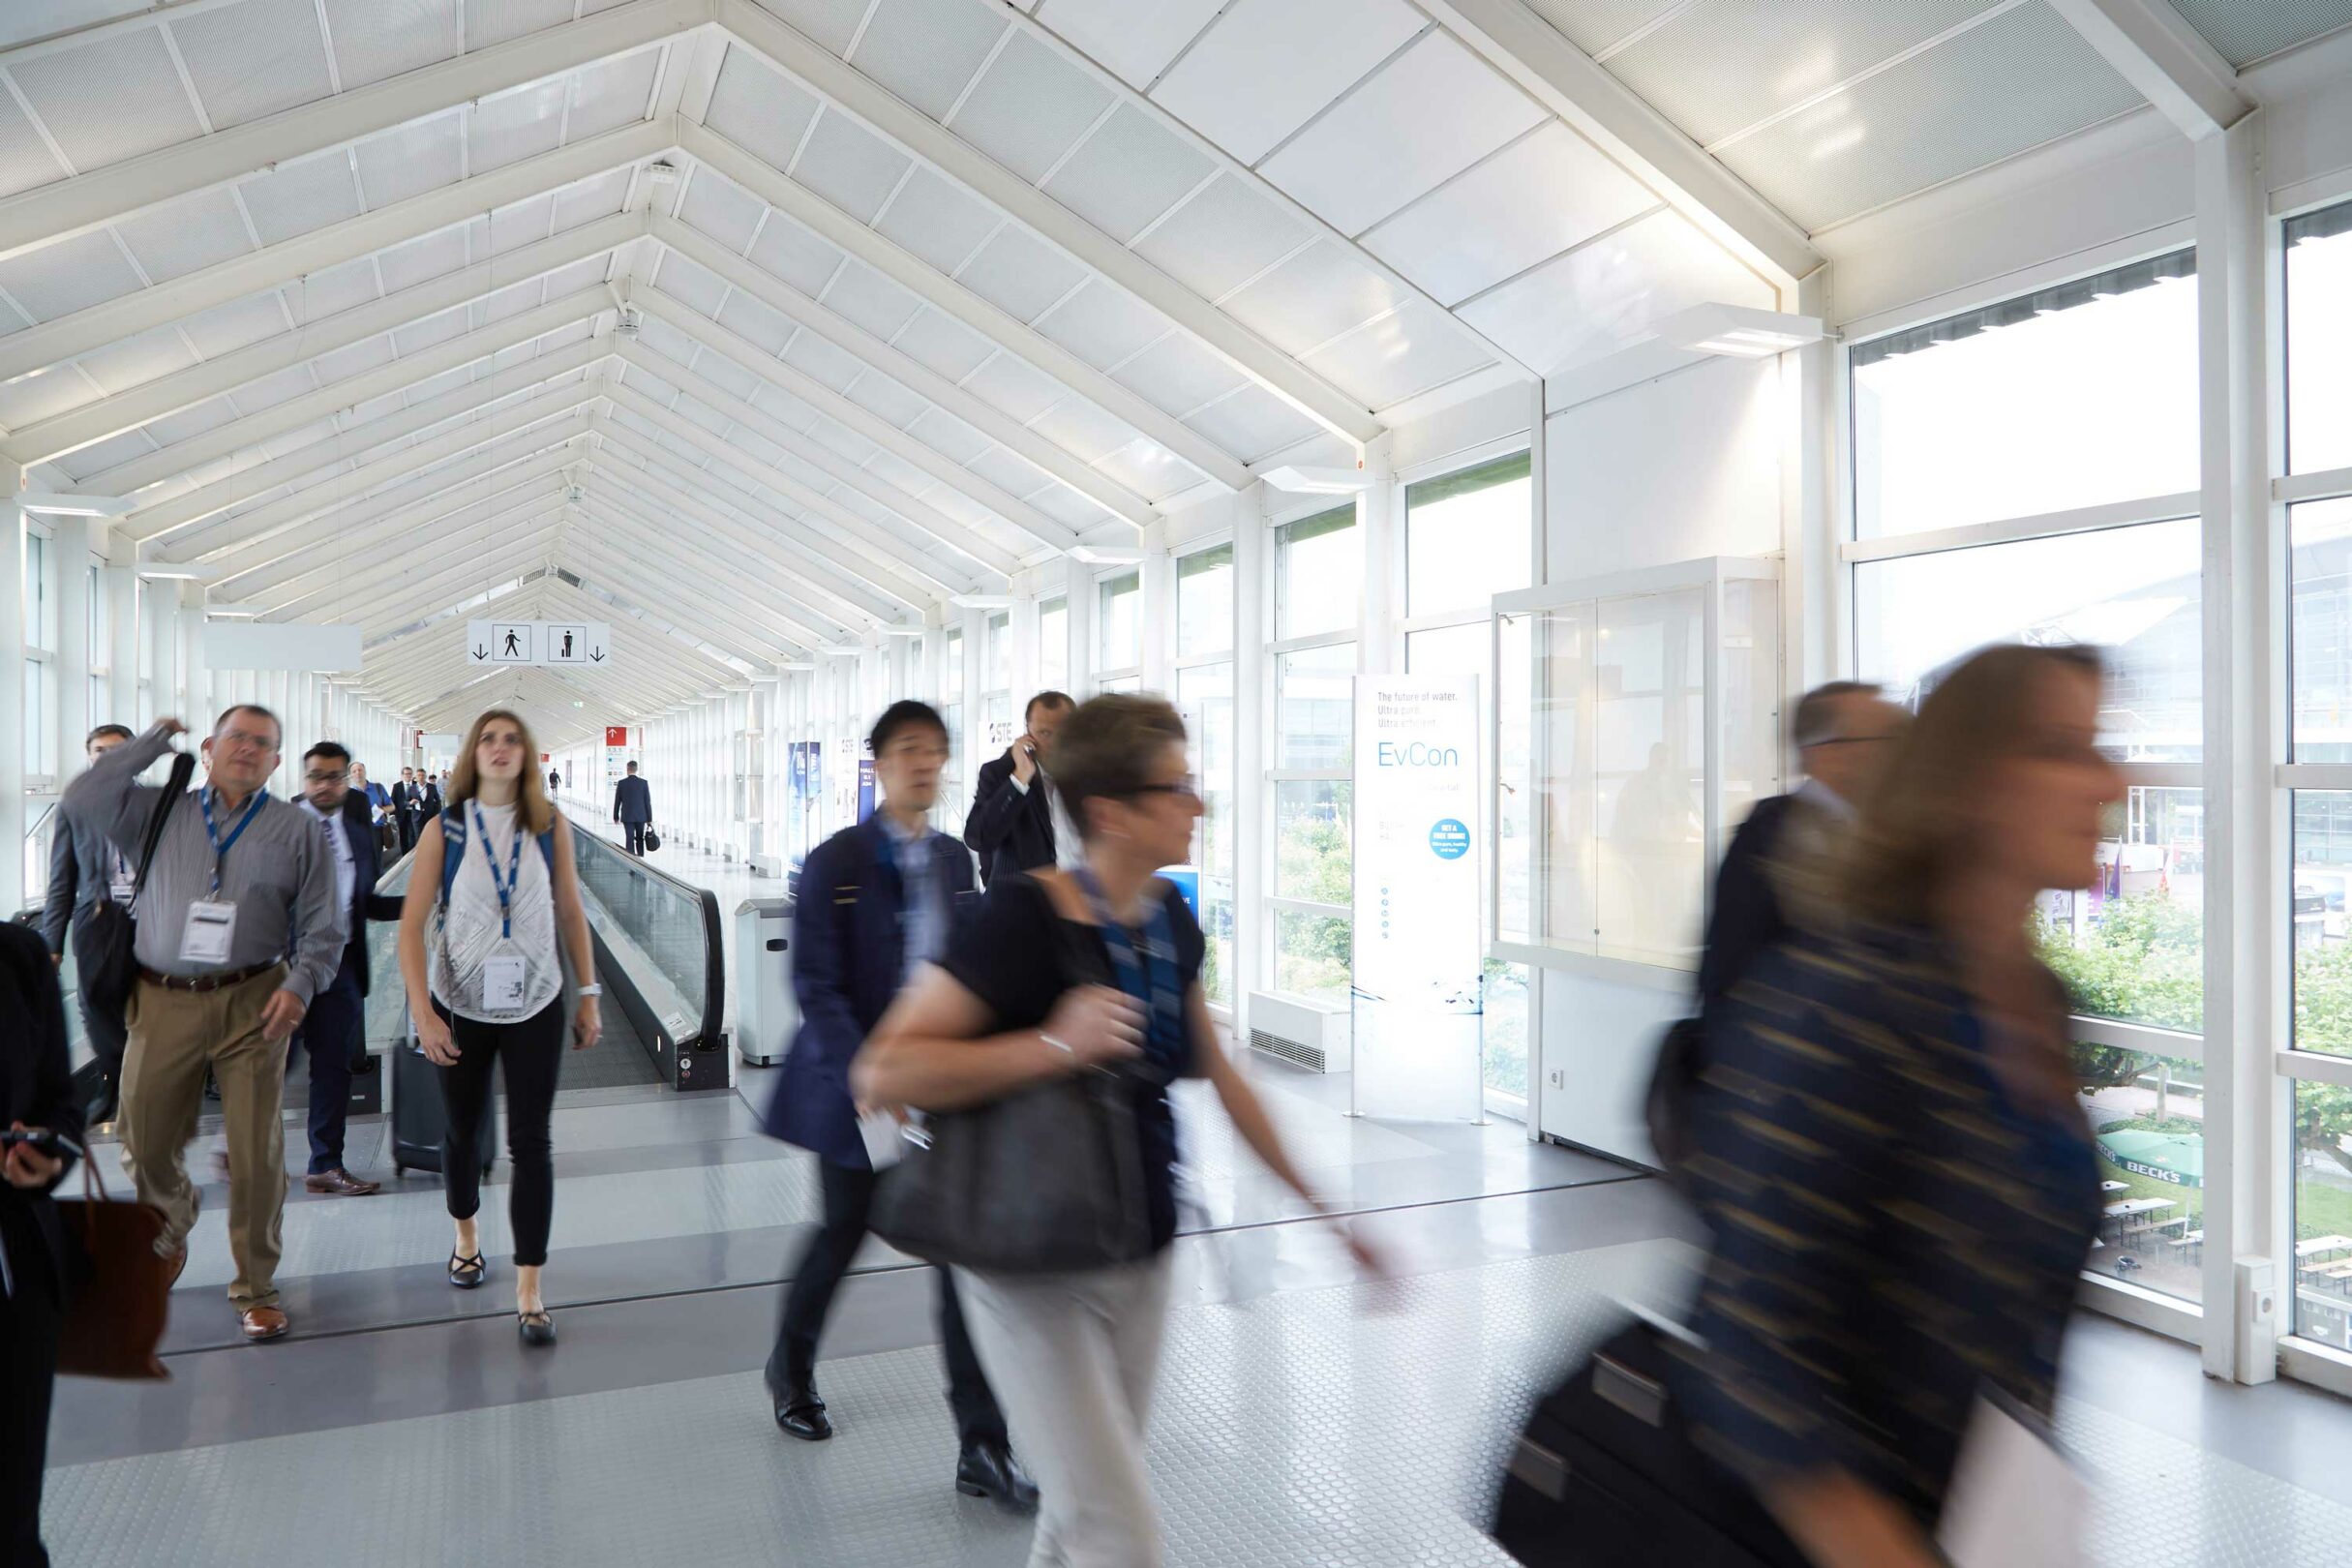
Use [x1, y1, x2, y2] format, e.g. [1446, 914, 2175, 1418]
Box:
[1669, 644, 2118, 1568]
[398, 709, 600, 1346]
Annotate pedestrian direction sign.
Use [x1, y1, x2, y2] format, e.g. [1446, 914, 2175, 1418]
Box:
[467, 619, 612, 669]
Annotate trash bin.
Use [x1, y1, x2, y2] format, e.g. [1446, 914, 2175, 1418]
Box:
[735, 896, 798, 1066]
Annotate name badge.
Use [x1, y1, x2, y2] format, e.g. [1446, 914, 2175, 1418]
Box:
[109, 870, 137, 906]
[481, 952, 528, 1011]
[180, 899, 238, 966]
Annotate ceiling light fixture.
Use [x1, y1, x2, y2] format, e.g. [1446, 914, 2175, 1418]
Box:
[1069, 546, 1146, 566]
[1656, 302, 1825, 359]
[203, 604, 264, 618]
[1254, 465, 1371, 497]
[21, 493, 135, 517]
[948, 594, 1012, 610]
[135, 564, 217, 581]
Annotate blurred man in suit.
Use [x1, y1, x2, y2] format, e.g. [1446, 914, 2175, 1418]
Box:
[963, 691, 1075, 888]
[613, 761, 652, 854]
[40, 723, 136, 1116]
[391, 767, 424, 852]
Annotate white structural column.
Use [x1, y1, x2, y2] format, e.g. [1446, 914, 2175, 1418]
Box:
[2195, 110, 2280, 1383]
[53, 516, 94, 760]
[105, 556, 138, 728]
[178, 586, 210, 735]
[0, 464, 25, 901]
[2047, 0, 2251, 138]
[1230, 485, 1271, 1040]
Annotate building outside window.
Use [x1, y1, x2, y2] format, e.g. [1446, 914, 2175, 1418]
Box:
[1849, 251, 2206, 1304]
[1270, 506, 1358, 1005]
[1097, 569, 1141, 692]
[1175, 543, 1235, 1004]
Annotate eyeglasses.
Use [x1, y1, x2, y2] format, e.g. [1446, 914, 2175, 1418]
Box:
[1126, 775, 1201, 801]
[303, 769, 348, 785]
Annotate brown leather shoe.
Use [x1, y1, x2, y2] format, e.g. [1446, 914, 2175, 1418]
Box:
[239, 1306, 290, 1342]
[304, 1167, 381, 1196]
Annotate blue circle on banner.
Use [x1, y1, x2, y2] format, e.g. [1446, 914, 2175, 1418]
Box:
[1430, 819, 1470, 859]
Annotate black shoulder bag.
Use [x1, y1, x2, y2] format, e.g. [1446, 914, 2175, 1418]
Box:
[81, 751, 196, 1016]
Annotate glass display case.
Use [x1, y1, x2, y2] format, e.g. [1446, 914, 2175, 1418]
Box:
[1493, 558, 1781, 974]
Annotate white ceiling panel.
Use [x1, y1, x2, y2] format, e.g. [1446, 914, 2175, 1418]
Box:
[355, 112, 467, 209]
[1090, 437, 1200, 503]
[233, 361, 323, 415]
[750, 212, 850, 296]
[544, 256, 618, 297]
[75, 322, 199, 397]
[488, 189, 557, 253]
[844, 372, 929, 428]
[1182, 382, 1318, 462]
[1712, 0, 2141, 230]
[947, 28, 1114, 184]
[1035, 279, 1169, 370]
[286, 257, 383, 323]
[1303, 299, 1492, 410]
[749, 0, 873, 55]
[0, 227, 144, 321]
[908, 407, 989, 464]
[968, 444, 1053, 498]
[2168, 0, 2352, 66]
[325, 0, 462, 90]
[552, 168, 634, 231]
[1456, 207, 1770, 376]
[820, 260, 924, 340]
[1519, 0, 1686, 56]
[636, 314, 705, 367]
[171, 0, 335, 130]
[852, 0, 1009, 121]
[237, 149, 364, 247]
[1131, 173, 1312, 303]
[1109, 331, 1246, 417]
[954, 225, 1084, 322]
[467, 0, 573, 51]
[55, 428, 157, 481]
[782, 328, 868, 392]
[1363, 124, 1658, 306]
[678, 170, 769, 255]
[804, 415, 879, 465]
[480, 279, 551, 324]
[873, 166, 1000, 274]
[115, 188, 254, 285]
[1035, 0, 1223, 90]
[894, 308, 998, 382]
[1222, 239, 1409, 357]
[0, 369, 98, 432]
[1259, 31, 1546, 237]
[10, 27, 205, 172]
[1027, 479, 1104, 528]
[1040, 104, 1213, 245]
[312, 334, 400, 385]
[394, 307, 470, 356]
[0, 90, 69, 199]
[705, 46, 824, 169]
[146, 396, 242, 448]
[1149, 0, 1425, 166]
[567, 48, 662, 140]
[378, 227, 473, 293]
[689, 351, 765, 406]
[1026, 388, 1132, 464]
[794, 109, 915, 225]
[962, 353, 1068, 425]
[468, 78, 568, 174]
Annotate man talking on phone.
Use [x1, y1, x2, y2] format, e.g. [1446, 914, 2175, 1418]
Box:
[963, 690, 1076, 888]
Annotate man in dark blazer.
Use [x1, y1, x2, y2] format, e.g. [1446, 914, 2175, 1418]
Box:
[41, 723, 136, 1114]
[613, 760, 652, 854]
[962, 690, 1073, 888]
[390, 766, 423, 851]
[288, 742, 406, 1196]
[759, 700, 1035, 1513]
[1, 919, 84, 1568]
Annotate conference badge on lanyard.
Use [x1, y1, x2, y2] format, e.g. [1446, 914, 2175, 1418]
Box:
[473, 802, 530, 1013]
[182, 786, 264, 966]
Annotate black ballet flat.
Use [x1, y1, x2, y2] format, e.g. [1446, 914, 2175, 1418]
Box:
[517, 1309, 557, 1347]
[447, 1251, 487, 1289]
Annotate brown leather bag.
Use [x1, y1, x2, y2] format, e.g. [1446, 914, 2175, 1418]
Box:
[53, 1153, 173, 1381]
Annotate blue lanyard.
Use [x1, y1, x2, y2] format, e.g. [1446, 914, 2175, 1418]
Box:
[196, 786, 267, 896]
[471, 802, 525, 939]
[1071, 867, 1182, 1058]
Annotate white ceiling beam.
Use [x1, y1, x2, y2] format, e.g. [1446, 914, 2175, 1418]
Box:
[648, 214, 1149, 530]
[713, 0, 1384, 448]
[2046, 0, 2251, 138]
[5, 213, 641, 467]
[1419, 0, 1824, 287]
[0, 0, 711, 263]
[0, 117, 676, 385]
[199, 441, 581, 582]
[571, 494, 856, 648]
[623, 283, 1070, 551]
[587, 414, 928, 616]
[125, 349, 609, 544]
[354, 539, 565, 647]
[266, 505, 573, 631]
[599, 374, 983, 590]
[575, 483, 880, 640]
[614, 338, 1014, 581]
[675, 119, 1252, 495]
[558, 538, 818, 664]
[152, 386, 606, 558]
[539, 574, 768, 681]
[251, 491, 571, 614]
[88, 286, 618, 498]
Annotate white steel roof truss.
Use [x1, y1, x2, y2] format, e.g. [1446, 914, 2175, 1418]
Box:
[558, 542, 819, 667]
[246, 492, 574, 613]
[539, 575, 771, 679]
[568, 498, 852, 649]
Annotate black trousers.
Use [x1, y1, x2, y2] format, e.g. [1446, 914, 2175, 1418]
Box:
[288, 963, 363, 1174]
[67, 916, 128, 1093]
[622, 822, 648, 855]
[436, 998, 564, 1267]
[1, 1226, 60, 1568]
[771, 1161, 1007, 1447]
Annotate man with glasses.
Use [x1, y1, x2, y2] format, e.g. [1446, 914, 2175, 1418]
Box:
[61, 707, 344, 1342]
[287, 742, 405, 1197]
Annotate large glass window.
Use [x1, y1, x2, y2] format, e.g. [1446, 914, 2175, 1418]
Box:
[939, 626, 964, 833]
[1405, 451, 1532, 616]
[1275, 643, 1354, 769]
[1177, 543, 1233, 655]
[1851, 252, 2198, 538]
[1277, 506, 1360, 640]
[1178, 661, 1234, 1004]
[2287, 198, 2352, 476]
[981, 611, 1011, 752]
[24, 530, 48, 648]
[1038, 596, 1068, 695]
[1097, 570, 1140, 678]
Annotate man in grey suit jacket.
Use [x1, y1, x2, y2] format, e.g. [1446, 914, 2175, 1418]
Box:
[40, 724, 136, 1113]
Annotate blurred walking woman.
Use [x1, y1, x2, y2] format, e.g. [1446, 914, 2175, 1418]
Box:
[398, 710, 600, 1346]
[1674, 645, 2117, 1568]
[858, 695, 1376, 1568]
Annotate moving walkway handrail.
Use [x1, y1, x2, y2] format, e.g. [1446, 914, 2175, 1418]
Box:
[563, 811, 727, 1052]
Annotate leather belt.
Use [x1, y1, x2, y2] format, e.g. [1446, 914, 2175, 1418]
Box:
[137, 960, 284, 994]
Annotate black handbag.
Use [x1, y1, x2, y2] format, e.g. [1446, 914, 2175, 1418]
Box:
[81, 752, 195, 1017]
[868, 914, 1166, 1275]
[642, 825, 661, 852]
[1491, 1314, 1809, 1568]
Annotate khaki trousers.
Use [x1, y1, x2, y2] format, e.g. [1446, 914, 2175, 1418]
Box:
[120, 966, 289, 1312]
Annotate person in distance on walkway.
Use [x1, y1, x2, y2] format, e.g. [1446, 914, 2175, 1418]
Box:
[62, 708, 344, 1343]
[613, 760, 652, 855]
[398, 709, 600, 1348]
[1, 920, 85, 1568]
[548, 767, 561, 798]
[1671, 645, 2112, 1568]
[760, 699, 1038, 1511]
[352, 763, 396, 859]
[859, 694, 1381, 1568]
[392, 767, 424, 853]
[43, 722, 137, 1119]
[287, 742, 405, 1197]
[964, 690, 1077, 888]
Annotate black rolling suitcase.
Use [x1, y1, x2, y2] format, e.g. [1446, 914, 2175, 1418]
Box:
[389, 1037, 495, 1179]
[1491, 1315, 1809, 1568]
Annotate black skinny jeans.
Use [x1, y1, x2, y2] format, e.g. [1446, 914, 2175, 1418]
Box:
[436, 998, 564, 1266]
[1, 1220, 60, 1568]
